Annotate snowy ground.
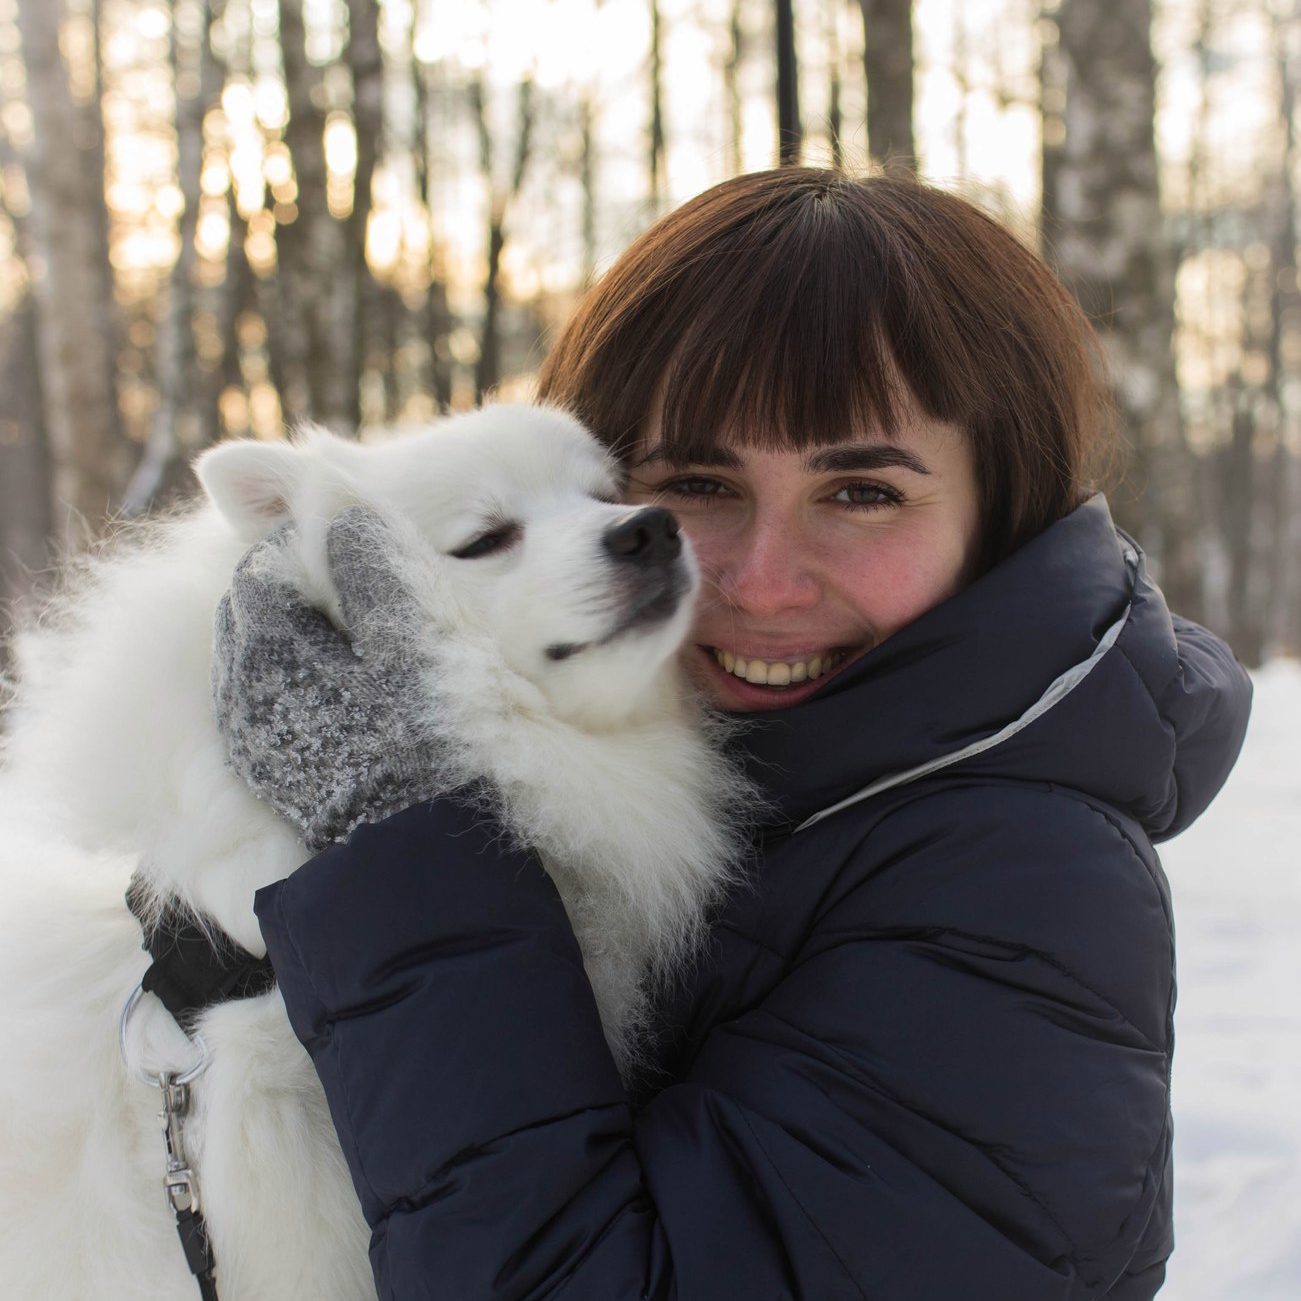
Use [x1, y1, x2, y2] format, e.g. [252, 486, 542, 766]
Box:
[1159, 660, 1301, 1300]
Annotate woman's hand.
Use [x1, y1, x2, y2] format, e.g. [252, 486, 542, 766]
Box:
[211, 505, 445, 853]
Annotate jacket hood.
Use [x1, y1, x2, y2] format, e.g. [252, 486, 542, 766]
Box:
[731, 495, 1253, 842]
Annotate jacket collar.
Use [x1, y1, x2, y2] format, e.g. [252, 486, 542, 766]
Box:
[726, 495, 1141, 833]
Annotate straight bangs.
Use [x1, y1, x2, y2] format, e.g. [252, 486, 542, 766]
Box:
[650, 205, 917, 464]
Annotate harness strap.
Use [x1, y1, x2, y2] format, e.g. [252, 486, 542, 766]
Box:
[125, 877, 276, 1030]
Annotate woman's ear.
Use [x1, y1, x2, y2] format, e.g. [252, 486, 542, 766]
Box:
[194, 440, 303, 538]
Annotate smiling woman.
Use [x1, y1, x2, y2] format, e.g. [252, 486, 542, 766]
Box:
[234, 167, 1251, 1301]
[537, 168, 1109, 713]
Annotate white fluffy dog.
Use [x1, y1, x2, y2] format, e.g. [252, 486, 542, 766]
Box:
[0, 404, 750, 1300]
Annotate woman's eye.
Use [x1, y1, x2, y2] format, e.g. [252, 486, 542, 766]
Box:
[833, 481, 903, 510]
[450, 522, 521, 559]
[659, 476, 727, 502]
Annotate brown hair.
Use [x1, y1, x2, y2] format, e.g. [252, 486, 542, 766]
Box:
[536, 167, 1114, 569]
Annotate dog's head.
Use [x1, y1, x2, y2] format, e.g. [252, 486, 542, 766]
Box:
[195, 404, 698, 726]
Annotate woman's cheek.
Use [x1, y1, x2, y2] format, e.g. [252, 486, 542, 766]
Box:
[673, 513, 732, 578]
[837, 529, 970, 637]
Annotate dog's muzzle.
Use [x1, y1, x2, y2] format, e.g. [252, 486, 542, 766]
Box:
[545, 508, 691, 662]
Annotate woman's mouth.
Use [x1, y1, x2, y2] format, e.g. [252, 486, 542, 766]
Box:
[710, 646, 848, 685]
[692, 643, 861, 709]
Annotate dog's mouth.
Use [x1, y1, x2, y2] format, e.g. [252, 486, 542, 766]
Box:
[545, 572, 689, 663]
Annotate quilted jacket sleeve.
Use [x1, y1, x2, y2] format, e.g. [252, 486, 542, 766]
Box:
[254, 784, 1175, 1301]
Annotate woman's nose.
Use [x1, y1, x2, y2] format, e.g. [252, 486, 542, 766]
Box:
[714, 520, 820, 616]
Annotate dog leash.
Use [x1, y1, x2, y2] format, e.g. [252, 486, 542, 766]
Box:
[119, 983, 217, 1301]
[120, 878, 277, 1301]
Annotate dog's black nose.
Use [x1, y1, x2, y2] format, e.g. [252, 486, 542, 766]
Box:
[603, 508, 681, 566]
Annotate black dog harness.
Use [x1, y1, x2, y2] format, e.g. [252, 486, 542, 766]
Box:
[123, 878, 277, 1301]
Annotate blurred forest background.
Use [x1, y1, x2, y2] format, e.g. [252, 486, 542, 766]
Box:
[0, 0, 1298, 665]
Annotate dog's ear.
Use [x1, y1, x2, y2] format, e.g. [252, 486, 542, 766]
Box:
[195, 439, 304, 537]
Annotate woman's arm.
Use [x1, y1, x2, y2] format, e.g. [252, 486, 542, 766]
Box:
[256, 781, 1174, 1301]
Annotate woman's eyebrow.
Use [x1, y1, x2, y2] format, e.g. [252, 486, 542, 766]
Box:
[803, 445, 932, 475]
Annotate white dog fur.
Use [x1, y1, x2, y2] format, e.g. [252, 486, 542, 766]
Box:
[0, 404, 752, 1300]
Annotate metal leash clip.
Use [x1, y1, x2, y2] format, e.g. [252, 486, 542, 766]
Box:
[118, 981, 211, 1216]
[159, 1073, 200, 1216]
[118, 979, 211, 1088]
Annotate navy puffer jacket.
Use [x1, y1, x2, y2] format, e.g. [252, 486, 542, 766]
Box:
[255, 495, 1251, 1300]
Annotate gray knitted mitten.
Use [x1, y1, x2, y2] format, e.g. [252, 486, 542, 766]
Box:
[212, 506, 444, 853]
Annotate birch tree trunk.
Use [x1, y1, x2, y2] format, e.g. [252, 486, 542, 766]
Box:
[413, 51, 453, 411]
[0, 293, 52, 642]
[776, 0, 801, 164]
[1042, 0, 1203, 621]
[269, 0, 379, 433]
[858, 0, 915, 170]
[345, 0, 381, 432]
[472, 75, 535, 401]
[579, 91, 597, 285]
[1264, 8, 1299, 656]
[0, 117, 51, 625]
[203, 0, 255, 440]
[218, 187, 255, 427]
[649, 0, 666, 211]
[16, 0, 124, 546]
[271, 0, 318, 424]
[723, 1, 744, 175]
[577, 0, 604, 283]
[277, 0, 359, 432]
[1221, 385, 1261, 664]
[953, 0, 969, 177]
[123, 0, 222, 513]
[827, 0, 843, 170]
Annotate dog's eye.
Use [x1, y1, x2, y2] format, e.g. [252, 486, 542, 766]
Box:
[449, 522, 521, 560]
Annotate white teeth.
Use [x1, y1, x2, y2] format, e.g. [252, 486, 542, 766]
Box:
[712, 647, 846, 687]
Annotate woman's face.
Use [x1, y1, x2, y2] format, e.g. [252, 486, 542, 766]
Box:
[624, 405, 983, 712]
